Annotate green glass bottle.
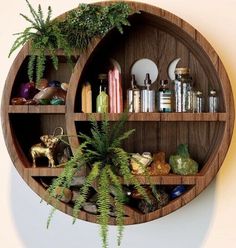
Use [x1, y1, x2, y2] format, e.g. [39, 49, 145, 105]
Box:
[96, 86, 108, 113]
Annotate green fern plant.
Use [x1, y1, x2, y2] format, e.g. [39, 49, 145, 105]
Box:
[8, 0, 72, 84]
[8, 1, 133, 85]
[47, 113, 149, 248]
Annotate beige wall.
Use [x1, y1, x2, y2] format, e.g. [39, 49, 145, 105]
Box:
[1, 0, 236, 247]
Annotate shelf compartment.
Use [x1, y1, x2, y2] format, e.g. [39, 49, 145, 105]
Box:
[72, 112, 227, 122]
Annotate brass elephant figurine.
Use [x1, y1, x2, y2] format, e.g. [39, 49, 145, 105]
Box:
[30, 134, 60, 168]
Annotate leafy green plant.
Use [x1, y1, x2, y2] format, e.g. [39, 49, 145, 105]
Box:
[59, 2, 133, 51]
[8, 1, 133, 85]
[8, 0, 72, 84]
[47, 113, 149, 248]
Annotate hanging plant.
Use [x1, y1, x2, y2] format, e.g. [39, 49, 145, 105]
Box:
[46, 113, 149, 248]
[8, 1, 133, 84]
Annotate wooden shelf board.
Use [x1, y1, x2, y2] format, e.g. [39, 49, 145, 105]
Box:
[26, 167, 65, 176]
[121, 174, 200, 185]
[8, 105, 66, 113]
[72, 112, 227, 122]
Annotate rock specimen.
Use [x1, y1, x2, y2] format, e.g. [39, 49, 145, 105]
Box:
[148, 152, 171, 175]
[169, 144, 198, 175]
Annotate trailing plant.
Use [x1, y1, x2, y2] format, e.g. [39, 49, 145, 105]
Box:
[8, 1, 133, 84]
[8, 0, 72, 84]
[47, 113, 149, 248]
[59, 2, 133, 51]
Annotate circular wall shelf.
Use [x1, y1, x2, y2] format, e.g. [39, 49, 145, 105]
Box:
[1, 1, 234, 225]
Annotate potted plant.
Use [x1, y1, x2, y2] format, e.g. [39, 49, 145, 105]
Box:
[47, 113, 149, 248]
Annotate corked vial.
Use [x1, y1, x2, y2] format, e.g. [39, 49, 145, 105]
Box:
[174, 67, 192, 112]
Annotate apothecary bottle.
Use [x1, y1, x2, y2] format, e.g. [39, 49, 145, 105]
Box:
[127, 74, 141, 113]
[157, 79, 172, 112]
[174, 68, 192, 112]
[141, 73, 156, 112]
[96, 85, 108, 113]
[208, 90, 218, 112]
[186, 85, 197, 112]
[97, 73, 108, 92]
[196, 91, 204, 113]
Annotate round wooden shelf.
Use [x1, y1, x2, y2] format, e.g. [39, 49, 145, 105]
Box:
[1, 1, 234, 225]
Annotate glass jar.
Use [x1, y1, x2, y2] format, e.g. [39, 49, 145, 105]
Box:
[174, 68, 192, 112]
[208, 89, 218, 113]
[196, 91, 204, 113]
[97, 73, 108, 93]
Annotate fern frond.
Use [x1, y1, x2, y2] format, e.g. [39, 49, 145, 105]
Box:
[97, 166, 110, 248]
[28, 55, 36, 81]
[73, 162, 100, 222]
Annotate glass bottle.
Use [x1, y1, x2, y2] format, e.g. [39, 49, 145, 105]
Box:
[141, 73, 156, 112]
[96, 85, 108, 113]
[97, 73, 108, 92]
[127, 74, 141, 113]
[174, 68, 192, 112]
[208, 90, 218, 112]
[196, 91, 204, 113]
[186, 84, 197, 113]
[157, 79, 172, 112]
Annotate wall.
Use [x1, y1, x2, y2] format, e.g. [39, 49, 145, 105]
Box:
[1, 0, 236, 247]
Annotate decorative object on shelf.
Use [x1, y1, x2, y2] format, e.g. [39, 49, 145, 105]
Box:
[131, 152, 153, 175]
[170, 185, 186, 199]
[19, 82, 38, 100]
[8, 1, 133, 84]
[54, 187, 72, 203]
[196, 91, 204, 113]
[36, 78, 49, 90]
[30, 127, 64, 168]
[46, 114, 149, 248]
[131, 186, 158, 213]
[157, 79, 172, 112]
[131, 58, 158, 86]
[96, 85, 108, 113]
[108, 64, 123, 113]
[81, 82, 92, 113]
[167, 57, 181, 81]
[141, 73, 156, 112]
[169, 144, 198, 175]
[149, 152, 171, 176]
[174, 67, 192, 112]
[127, 74, 141, 113]
[11, 97, 27, 105]
[208, 90, 218, 113]
[33, 86, 66, 104]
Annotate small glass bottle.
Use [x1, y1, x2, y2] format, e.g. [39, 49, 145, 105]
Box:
[208, 90, 218, 113]
[186, 85, 197, 113]
[174, 68, 192, 112]
[97, 74, 108, 92]
[196, 91, 204, 113]
[158, 79, 172, 112]
[96, 85, 108, 113]
[127, 74, 141, 113]
[141, 73, 156, 112]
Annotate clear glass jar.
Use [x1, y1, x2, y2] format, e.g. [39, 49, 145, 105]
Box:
[196, 91, 204, 113]
[208, 89, 218, 112]
[174, 68, 192, 112]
